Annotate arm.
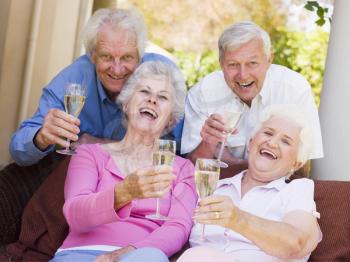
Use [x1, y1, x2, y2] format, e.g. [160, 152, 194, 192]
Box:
[132, 160, 198, 257]
[9, 76, 80, 166]
[195, 180, 320, 260]
[64, 145, 176, 232]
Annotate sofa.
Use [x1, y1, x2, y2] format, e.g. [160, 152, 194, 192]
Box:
[1, 157, 350, 261]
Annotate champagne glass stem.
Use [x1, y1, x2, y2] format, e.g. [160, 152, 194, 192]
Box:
[201, 224, 206, 241]
[217, 137, 226, 161]
[65, 138, 71, 151]
[155, 198, 161, 217]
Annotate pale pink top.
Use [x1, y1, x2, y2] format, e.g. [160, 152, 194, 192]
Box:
[190, 171, 321, 262]
[60, 144, 197, 257]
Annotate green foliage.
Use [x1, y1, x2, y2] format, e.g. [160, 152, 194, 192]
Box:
[272, 27, 329, 105]
[304, 1, 332, 26]
[173, 50, 220, 88]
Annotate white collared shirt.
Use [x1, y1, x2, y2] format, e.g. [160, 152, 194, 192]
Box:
[189, 172, 319, 262]
[181, 64, 323, 160]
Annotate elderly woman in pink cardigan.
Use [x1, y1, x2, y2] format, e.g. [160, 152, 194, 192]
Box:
[50, 61, 197, 262]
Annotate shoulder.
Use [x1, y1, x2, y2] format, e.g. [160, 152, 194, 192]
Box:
[285, 178, 314, 194]
[141, 52, 176, 66]
[188, 71, 228, 97]
[268, 64, 310, 88]
[74, 143, 109, 160]
[45, 55, 95, 93]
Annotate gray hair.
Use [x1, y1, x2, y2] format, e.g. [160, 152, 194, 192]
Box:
[117, 61, 186, 134]
[250, 104, 312, 165]
[82, 8, 147, 59]
[218, 21, 271, 61]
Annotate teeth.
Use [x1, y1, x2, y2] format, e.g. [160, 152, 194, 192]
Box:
[260, 149, 277, 159]
[238, 81, 253, 88]
[140, 108, 158, 118]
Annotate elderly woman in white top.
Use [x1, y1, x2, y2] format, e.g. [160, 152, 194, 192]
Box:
[178, 104, 322, 262]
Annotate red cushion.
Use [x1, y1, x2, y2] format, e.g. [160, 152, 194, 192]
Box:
[309, 180, 350, 261]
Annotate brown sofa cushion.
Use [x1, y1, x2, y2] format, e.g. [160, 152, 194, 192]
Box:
[309, 180, 350, 261]
[2, 157, 70, 261]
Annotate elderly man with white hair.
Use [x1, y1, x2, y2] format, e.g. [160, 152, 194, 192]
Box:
[181, 21, 323, 178]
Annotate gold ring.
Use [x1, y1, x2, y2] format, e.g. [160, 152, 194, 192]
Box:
[215, 211, 220, 219]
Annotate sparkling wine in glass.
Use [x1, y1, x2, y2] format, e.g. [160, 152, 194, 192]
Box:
[217, 110, 241, 168]
[146, 139, 176, 221]
[56, 83, 86, 155]
[194, 158, 220, 242]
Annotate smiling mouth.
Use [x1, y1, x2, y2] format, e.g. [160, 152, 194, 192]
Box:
[260, 149, 277, 160]
[237, 81, 254, 89]
[108, 73, 127, 80]
[139, 107, 158, 119]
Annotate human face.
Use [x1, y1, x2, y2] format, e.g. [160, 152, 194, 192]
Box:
[247, 116, 302, 183]
[220, 38, 272, 106]
[92, 24, 139, 100]
[125, 76, 175, 137]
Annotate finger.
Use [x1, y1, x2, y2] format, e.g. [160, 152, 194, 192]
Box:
[50, 114, 80, 135]
[50, 108, 80, 125]
[198, 195, 228, 206]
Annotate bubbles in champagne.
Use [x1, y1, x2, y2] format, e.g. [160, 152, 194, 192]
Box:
[153, 151, 175, 166]
[64, 95, 86, 117]
[195, 170, 219, 199]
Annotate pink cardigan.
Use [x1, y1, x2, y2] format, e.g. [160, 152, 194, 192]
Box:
[60, 144, 197, 257]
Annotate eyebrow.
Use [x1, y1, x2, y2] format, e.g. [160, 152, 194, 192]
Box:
[142, 85, 170, 94]
[264, 127, 294, 141]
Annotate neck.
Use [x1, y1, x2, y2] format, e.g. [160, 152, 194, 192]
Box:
[118, 127, 160, 153]
[241, 170, 269, 196]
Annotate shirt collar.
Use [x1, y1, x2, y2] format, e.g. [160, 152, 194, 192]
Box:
[258, 65, 272, 106]
[96, 77, 110, 103]
[217, 170, 287, 192]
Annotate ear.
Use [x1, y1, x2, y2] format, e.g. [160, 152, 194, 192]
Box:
[91, 51, 98, 65]
[123, 104, 128, 113]
[292, 161, 303, 172]
[267, 52, 274, 64]
[167, 115, 176, 128]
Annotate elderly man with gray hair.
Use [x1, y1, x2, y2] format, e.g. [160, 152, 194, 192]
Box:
[181, 21, 323, 178]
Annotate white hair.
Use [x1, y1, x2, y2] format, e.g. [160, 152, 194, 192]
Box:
[250, 104, 313, 165]
[82, 8, 147, 58]
[218, 21, 271, 61]
[117, 61, 186, 134]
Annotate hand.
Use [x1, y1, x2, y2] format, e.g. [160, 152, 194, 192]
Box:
[114, 165, 176, 209]
[200, 114, 227, 145]
[193, 195, 240, 230]
[94, 246, 136, 262]
[34, 108, 80, 150]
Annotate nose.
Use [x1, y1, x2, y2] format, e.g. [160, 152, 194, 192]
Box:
[147, 94, 157, 105]
[267, 136, 279, 148]
[238, 65, 249, 80]
[110, 59, 125, 74]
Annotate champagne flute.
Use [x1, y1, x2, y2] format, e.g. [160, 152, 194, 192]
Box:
[146, 139, 176, 221]
[217, 110, 241, 168]
[56, 83, 86, 155]
[194, 158, 220, 242]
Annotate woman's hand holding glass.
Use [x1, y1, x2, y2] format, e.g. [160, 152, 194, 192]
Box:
[146, 139, 176, 220]
[114, 165, 175, 211]
[194, 195, 240, 231]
